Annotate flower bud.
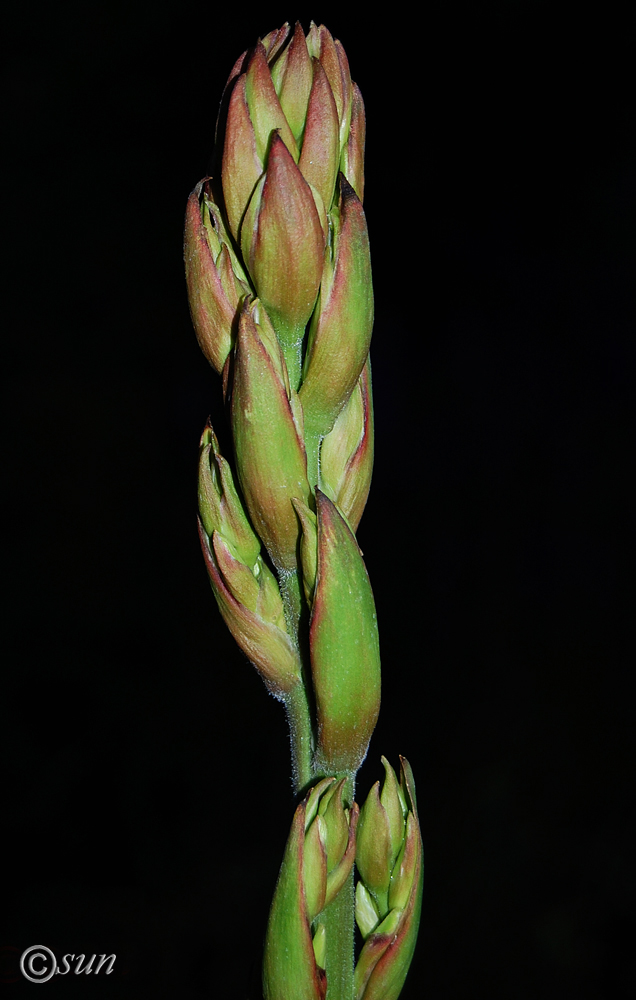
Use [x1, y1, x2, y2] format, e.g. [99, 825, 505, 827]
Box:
[355, 781, 393, 911]
[310, 491, 381, 773]
[197, 427, 300, 696]
[269, 22, 313, 146]
[319, 356, 374, 532]
[298, 59, 340, 214]
[198, 422, 259, 566]
[240, 133, 325, 387]
[354, 758, 423, 1000]
[197, 518, 301, 699]
[230, 298, 312, 573]
[299, 177, 373, 437]
[263, 778, 358, 1000]
[340, 82, 366, 202]
[184, 180, 250, 374]
[306, 24, 353, 155]
[216, 22, 364, 390]
[291, 498, 318, 605]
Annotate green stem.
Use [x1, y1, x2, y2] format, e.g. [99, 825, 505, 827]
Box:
[304, 423, 322, 494]
[316, 869, 355, 1000]
[280, 569, 315, 793]
[280, 335, 303, 393]
[286, 682, 314, 793]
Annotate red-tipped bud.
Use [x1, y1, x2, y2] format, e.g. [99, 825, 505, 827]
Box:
[197, 518, 301, 699]
[241, 134, 325, 386]
[184, 181, 250, 373]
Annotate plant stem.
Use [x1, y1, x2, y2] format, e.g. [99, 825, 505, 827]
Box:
[316, 869, 355, 1000]
[286, 682, 314, 793]
[304, 424, 321, 494]
[280, 569, 315, 793]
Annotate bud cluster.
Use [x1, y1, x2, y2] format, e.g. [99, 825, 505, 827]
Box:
[354, 758, 423, 1000]
[187, 21, 378, 775]
[185, 25, 422, 996]
[263, 778, 359, 1000]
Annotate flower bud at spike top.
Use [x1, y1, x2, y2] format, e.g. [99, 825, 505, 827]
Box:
[310, 491, 381, 773]
[214, 22, 366, 390]
[263, 780, 358, 1000]
[354, 758, 423, 1000]
[221, 23, 362, 233]
[230, 298, 312, 573]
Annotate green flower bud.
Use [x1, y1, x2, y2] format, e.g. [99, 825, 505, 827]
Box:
[197, 421, 298, 692]
[198, 422, 260, 566]
[340, 82, 366, 202]
[354, 758, 423, 1000]
[305, 24, 353, 156]
[243, 40, 299, 164]
[299, 176, 373, 437]
[310, 491, 381, 774]
[230, 298, 312, 573]
[356, 780, 393, 912]
[184, 180, 250, 374]
[264, 778, 358, 1000]
[355, 881, 380, 939]
[312, 923, 327, 971]
[269, 22, 313, 147]
[319, 356, 374, 532]
[291, 498, 318, 605]
[297, 58, 340, 215]
[197, 512, 301, 699]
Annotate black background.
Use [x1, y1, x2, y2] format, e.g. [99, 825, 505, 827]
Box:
[3, 2, 634, 997]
